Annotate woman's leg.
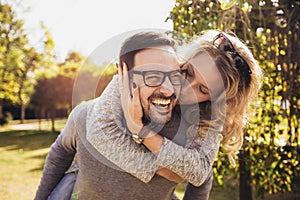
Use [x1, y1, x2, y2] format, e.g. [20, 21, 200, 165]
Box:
[48, 171, 77, 200]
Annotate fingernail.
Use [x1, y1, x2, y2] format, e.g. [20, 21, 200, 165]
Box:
[132, 82, 137, 88]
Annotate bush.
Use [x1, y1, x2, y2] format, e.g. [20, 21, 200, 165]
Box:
[0, 112, 13, 126]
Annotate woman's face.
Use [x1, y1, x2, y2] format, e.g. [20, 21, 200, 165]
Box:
[179, 52, 224, 105]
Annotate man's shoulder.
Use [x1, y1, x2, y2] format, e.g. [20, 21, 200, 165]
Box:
[71, 99, 96, 120]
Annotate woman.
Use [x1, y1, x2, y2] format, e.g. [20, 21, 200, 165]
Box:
[177, 30, 263, 164]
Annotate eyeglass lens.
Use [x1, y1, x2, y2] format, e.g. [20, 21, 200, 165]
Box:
[143, 71, 183, 87]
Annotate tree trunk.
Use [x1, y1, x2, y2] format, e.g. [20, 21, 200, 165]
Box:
[37, 109, 41, 131]
[20, 102, 25, 124]
[0, 99, 3, 117]
[239, 145, 253, 200]
[51, 110, 55, 132]
[38, 117, 41, 131]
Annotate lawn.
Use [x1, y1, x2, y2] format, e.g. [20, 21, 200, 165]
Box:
[0, 119, 66, 200]
[0, 130, 58, 200]
[0, 119, 238, 200]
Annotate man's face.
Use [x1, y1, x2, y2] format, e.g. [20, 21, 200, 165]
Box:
[131, 46, 181, 124]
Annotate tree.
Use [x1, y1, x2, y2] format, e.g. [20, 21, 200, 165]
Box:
[15, 47, 42, 123]
[0, 2, 55, 124]
[31, 75, 74, 132]
[0, 2, 27, 120]
[30, 51, 84, 131]
[167, 0, 299, 199]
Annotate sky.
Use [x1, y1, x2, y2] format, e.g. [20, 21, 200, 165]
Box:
[19, 0, 176, 61]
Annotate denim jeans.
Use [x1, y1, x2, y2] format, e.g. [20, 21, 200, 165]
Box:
[48, 172, 77, 200]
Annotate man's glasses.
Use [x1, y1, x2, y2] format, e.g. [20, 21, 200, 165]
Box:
[213, 33, 252, 84]
[129, 70, 184, 87]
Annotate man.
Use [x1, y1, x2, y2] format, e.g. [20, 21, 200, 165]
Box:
[35, 31, 214, 200]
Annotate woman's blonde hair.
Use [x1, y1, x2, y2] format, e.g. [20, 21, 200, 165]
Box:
[184, 30, 263, 165]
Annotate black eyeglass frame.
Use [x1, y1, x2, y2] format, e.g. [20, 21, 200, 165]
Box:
[129, 69, 185, 87]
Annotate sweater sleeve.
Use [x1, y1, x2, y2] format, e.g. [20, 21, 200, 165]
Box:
[86, 75, 158, 183]
[183, 169, 214, 200]
[86, 75, 221, 186]
[34, 102, 87, 200]
[156, 126, 221, 187]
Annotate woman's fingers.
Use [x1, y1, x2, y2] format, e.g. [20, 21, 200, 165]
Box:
[132, 87, 142, 111]
[125, 88, 143, 133]
[130, 87, 143, 129]
[119, 62, 133, 120]
[117, 62, 130, 99]
[117, 62, 123, 91]
[117, 62, 142, 133]
[122, 62, 131, 98]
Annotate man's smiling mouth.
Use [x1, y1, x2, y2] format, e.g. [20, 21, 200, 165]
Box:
[150, 95, 175, 110]
[151, 98, 171, 108]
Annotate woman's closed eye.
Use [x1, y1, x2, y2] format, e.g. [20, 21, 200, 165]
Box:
[199, 85, 209, 95]
[186, 65, 194, 77]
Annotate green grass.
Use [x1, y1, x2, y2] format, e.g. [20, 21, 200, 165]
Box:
[0, 130, 59, 200]
[0, 119, 65, 200]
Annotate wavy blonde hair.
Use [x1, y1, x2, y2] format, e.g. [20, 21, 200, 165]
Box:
[183, 30, 263, 165]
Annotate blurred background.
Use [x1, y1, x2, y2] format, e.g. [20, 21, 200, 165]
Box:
[0, 0, 299, 199]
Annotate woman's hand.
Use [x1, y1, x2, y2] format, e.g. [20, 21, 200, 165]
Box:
[118, 62, 144, 134]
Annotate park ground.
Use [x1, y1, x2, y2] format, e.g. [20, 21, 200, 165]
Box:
[0, 119, 298, 200]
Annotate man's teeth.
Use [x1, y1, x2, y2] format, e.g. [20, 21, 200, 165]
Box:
[152, 98, 171, 106]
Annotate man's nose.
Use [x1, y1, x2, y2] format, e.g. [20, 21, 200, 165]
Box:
[160, 77, 175, 95]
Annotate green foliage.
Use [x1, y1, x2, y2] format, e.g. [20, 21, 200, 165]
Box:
[0, 2, 28, 104]
[71, 192, 79, 200]
[0, 2, 57, 123]
[167, 0, 300, 198]
[213, 147, 237, 186]
[57, 51, 84, 78]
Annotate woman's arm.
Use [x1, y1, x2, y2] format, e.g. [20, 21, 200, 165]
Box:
[145, 129, 220, 186]
[86, 74, 220, 187]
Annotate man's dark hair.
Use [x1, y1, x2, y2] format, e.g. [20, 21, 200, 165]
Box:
[119, 31, 176, 70]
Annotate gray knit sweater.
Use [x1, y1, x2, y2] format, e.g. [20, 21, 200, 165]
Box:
[34, 75, 221, 200]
